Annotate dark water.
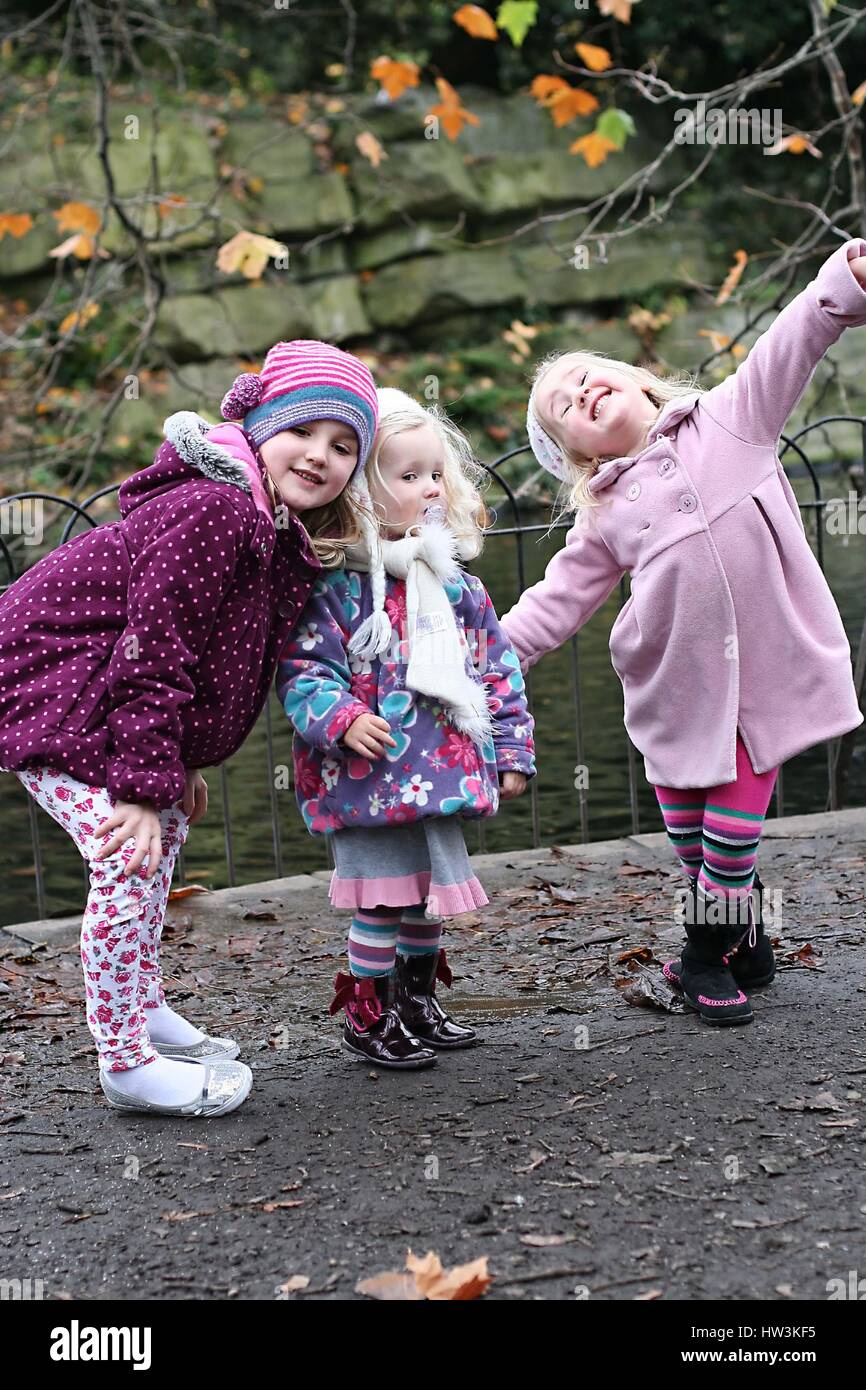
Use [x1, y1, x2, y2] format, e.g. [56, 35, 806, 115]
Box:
[1, 475, 864, 927]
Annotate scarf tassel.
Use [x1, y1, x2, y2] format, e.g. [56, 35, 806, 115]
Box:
[348, 610, 393, 662]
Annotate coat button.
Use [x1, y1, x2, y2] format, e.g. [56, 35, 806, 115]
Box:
[626, 482, 641, 500]
[658, 457, 676, 476]
[678, 493, 697, 512]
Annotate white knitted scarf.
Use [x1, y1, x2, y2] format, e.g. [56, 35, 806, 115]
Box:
[345, 517, 494, 748]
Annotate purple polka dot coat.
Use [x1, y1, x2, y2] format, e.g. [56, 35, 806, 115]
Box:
[0, 412, 321, 810]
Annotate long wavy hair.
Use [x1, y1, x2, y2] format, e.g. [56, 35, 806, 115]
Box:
[530, 349, 703, 517]
[365, 396, 490, 560]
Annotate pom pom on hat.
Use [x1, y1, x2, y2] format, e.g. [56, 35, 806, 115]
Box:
[221, 373, 264, 421]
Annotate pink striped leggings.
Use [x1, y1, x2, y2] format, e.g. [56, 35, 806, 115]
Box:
[652, 733, 778, 902]
[14, 765, 189, 1071]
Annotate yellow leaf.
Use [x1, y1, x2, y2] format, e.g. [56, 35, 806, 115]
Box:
[216, 230, 287, 280]
[325, 63, 345, 77]
[575, 42, 613, 72]
[356, 130, 387, 167]
[370, 55, 421, 101]
[852, 80, 866, 108]
[0, 212, 33, 240]
[597, 0, 641, 21]
[453, 5, 499, 40]
[569, 131, 618, 166]
[714, 249, 748, 306]
[428, 78, 481, 141]
[53, 201, 101, 235]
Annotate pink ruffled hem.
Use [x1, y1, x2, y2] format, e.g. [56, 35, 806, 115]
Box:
[329, 870, 489, 916]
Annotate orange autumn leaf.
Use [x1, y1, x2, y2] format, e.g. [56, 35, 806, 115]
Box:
[0, 212, 33, 240]
[548, 86, 600, 126]
[530, 74, 570, 103]
[53, 201, 101, 235]
[357, 1249, 491, 1301]
[765, 132, 822, 158]
[569, 131, 618, 167]
[453, 4, 499, 40]
[714, 249, 748, 306]
[406, 1249, 491, 1301]
[852, 80, 866, 108]
[49, 232, 96, 260]
[370, 55, 421, 101]
[597, 0, 641, 21]
[355, 130, 387, 167]
[428, 77, 481, 141]
[159, 193, 187, 217]
[59, 300, 100, 335]
[167, 884, 211, 900]
[575, 42, 613, 72]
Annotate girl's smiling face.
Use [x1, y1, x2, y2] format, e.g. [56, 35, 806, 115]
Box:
[368, 423, 445, 535]
[258, 419, 359, 512]
[536, 356, 660, 463]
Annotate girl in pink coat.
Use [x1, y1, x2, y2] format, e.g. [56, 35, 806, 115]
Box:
[502, 239, 866, 1027]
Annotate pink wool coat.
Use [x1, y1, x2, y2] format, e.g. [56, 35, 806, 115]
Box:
[502, 239, 866, 788]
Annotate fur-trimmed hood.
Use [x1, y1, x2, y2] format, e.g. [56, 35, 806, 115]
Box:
[118, 411, 255, 518]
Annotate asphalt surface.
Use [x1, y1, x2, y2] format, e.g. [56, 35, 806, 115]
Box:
[2, 809, 865, 1301]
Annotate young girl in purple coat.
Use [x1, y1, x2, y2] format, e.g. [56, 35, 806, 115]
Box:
[277, 388, 536, 1068]
[502, 239, 866, 1027]
[0, 339, 379, 1115]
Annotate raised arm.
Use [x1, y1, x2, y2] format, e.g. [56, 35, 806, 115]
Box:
[700, 238, 866, 446]
[500, 508, 624, 671]
[275, 576, 370, 753]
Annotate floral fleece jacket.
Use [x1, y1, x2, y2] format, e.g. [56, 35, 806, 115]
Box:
[275, 567, 536, 833]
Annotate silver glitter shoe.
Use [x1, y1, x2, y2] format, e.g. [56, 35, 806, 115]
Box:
[99, 1059, 253, 1117]
[152, 1034, 240, 1062]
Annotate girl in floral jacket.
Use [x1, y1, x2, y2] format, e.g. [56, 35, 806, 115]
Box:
[277, 388, 535, 1068]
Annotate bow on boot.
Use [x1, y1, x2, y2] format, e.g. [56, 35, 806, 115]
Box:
[394, 949, 477, 1049]
[328, 970, 437, 1070]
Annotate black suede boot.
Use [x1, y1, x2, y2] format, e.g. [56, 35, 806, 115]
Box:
[662, 882, 753, 1025]
[664, 876, 776, 993]
[728, 872, 776, 989]
[329, 970, 437, 1069]
[394, 949, 477, 1049]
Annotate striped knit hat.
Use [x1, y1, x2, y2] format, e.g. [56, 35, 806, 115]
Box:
[219, 339, 378, 475]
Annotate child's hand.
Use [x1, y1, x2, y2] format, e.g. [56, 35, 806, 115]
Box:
[94, 800, 163, 879]
[499, 771, 527, 800]
[849, 255, 866, 290]
[177, 769, 208, 824]
[342, 712, 398, 759]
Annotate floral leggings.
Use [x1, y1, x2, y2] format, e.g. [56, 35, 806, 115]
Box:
[14, 765, 189, 1071]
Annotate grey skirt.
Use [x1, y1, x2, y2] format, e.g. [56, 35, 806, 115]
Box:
[329, 816, 489, 917]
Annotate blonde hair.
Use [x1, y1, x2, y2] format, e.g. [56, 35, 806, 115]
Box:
[366, 396, 490, 560]
[531, 349, 702, 517]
